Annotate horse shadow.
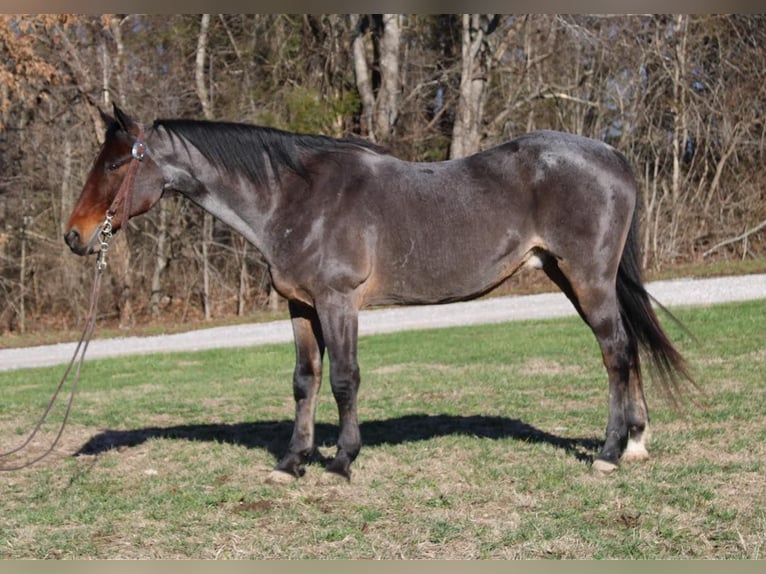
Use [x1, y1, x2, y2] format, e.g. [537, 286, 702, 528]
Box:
[75, 414, 602, 466]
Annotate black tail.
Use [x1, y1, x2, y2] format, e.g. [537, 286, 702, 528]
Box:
[616, 209, 697, 405]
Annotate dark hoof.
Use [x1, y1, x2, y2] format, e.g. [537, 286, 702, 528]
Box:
[324, 457, 352, 481]
[273, 455, 306, 479]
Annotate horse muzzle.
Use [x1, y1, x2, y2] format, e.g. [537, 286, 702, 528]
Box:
[64, 227, 100, 256]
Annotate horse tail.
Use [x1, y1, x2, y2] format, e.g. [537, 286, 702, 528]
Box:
[616, 208, 697, 405]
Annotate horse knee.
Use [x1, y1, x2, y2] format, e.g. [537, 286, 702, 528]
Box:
[293, 361, 321, 401]
[329, 364, 360, 406]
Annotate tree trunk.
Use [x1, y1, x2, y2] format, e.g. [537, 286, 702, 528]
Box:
[350, 14, 376, 140]
[237, 238, 248, 317]
[108, 15, 127, 107]
[670, 14, 688, 207]
[374, 14, 400, 141]
[450, 14, 498, 159]
[196, 14, 213, 320]
[102, 15, 134, 328]
[150, 200, 168, 318]
[19, 211, 27, 334]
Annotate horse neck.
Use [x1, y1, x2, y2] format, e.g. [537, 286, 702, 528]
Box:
[149, 127, 277, 258]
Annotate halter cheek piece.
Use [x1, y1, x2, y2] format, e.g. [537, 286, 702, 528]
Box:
[98, 128, 146, 271]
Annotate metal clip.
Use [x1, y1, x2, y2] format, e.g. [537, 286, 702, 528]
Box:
[96, 251, 107, 272]
[96, 214, 114, 272]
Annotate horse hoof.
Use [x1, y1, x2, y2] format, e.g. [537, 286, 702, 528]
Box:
[591, 459, 619, 475]
[265, 470, 298, 485]
[621, 437, 650, 462]
[621, 446, 650, 463]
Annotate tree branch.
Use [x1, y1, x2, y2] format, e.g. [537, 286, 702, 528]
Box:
[703, 218, 766, 258]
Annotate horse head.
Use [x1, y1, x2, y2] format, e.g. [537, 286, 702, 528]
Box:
[64, 104, 164, 255]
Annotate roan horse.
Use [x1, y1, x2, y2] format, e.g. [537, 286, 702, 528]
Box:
[65, 105, 694, 481]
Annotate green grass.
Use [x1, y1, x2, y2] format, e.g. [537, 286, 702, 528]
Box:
[0, 299, 764, 558]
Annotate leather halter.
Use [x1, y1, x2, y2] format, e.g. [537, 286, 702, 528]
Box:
[98, 126, 146, 270]
[107, 126, 147, 228]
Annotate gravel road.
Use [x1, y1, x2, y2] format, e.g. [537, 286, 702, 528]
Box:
[1, 273, 764, 372]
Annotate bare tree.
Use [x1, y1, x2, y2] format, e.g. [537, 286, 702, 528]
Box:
[104, 14, 135, 328]
[450, 14, 500, 159]
[350, 14, 376, 140]
[348, 14, 401, 143]
[195, 14, 214, 320]
[375, 14, 401, 141]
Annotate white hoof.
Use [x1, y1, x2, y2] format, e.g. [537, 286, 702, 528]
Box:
[591, 459, 619, 475]
[621, 437, 650, 462]
[265, 470, 297, 485]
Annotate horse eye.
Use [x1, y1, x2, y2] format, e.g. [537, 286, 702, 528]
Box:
[107, 160, 123, 172]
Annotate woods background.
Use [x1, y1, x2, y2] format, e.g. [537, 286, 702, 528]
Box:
[1, 14, 764, 334]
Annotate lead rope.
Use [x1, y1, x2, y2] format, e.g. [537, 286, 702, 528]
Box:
[0, 229, 109, 471]
[0, 131, 144, 471]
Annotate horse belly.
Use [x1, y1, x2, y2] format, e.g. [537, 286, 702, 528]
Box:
[368, 231, 527, 306]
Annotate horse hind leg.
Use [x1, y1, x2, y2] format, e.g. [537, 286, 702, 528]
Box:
[541, 255, 647, 473]
[622, 365, 650, 462]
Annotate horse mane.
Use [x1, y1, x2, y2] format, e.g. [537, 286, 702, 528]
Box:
[152, 119, 388, 186]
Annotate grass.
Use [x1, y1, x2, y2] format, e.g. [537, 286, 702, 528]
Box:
[0, 299, 764, 558]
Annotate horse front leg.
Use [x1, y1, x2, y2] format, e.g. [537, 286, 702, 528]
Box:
[269, 300, 325, 483]
[316, 294, 362, 481]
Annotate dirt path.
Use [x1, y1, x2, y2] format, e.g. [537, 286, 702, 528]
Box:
[1, 273, 764, 372]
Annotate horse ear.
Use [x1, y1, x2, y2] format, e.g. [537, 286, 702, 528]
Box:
[98, 107, 115, 130]
[112, 103, 138, 134]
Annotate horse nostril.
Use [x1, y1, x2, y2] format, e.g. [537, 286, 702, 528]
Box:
[64, 229, 80, 249]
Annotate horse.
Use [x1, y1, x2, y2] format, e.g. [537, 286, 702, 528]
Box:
[65, 104, 694, 481]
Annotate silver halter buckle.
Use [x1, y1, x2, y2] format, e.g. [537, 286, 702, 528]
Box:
[131, 140, 146, 161]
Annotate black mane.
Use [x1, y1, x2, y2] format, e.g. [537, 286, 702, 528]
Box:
[152, 119, 387, 186]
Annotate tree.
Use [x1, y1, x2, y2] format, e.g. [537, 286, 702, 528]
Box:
[349, 14, 401, 143]
[195, 14, 214, 321]
[450, 14, 500, 159]
[350, 14, 376, 139]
